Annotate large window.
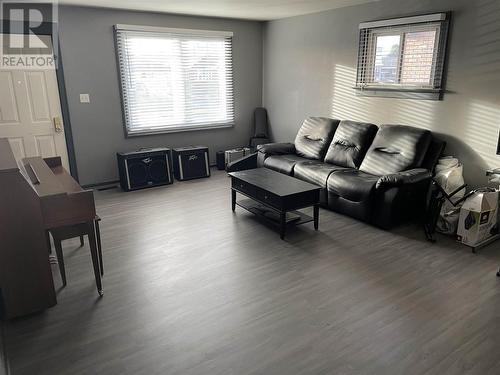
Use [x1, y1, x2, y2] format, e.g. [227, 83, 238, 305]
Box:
[356, 13, 450, 100]
[115, 25, 234, 136]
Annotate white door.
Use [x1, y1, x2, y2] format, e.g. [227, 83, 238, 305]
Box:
[0, 34, 69, 169]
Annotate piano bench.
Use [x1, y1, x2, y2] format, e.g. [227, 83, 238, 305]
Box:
[47, 216, 103, 296]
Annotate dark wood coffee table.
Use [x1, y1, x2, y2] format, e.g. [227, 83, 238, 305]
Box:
[229, 168, 321, 239]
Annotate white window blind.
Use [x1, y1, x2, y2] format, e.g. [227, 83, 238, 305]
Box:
[355, 13, 450, 99]
[115, 25, 234, 136]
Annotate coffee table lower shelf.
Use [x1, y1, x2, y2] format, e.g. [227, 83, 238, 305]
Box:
[235, 198, 316, 239]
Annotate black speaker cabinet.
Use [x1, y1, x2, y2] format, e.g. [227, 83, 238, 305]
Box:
[117, 148, 173, 191]
[216, 151, 225, 170]
[173, 146, 210, 181]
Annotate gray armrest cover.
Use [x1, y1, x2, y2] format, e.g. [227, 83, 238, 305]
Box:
[375, 168, 432, 189]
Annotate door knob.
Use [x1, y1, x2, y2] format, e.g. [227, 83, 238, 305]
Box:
[53, 116, 63, 133]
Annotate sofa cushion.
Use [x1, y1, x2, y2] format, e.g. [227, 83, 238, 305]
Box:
[263, 154, 309, 175]
[324, 120, 378, 168]
[327, 169, 380, 202]
[294, 117, 340, 160]
[359, 125, 432, 176]
[294, 160, 350, 188]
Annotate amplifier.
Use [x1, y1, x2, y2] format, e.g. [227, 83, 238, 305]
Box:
[173, 146, 210, 181]
[225, 147, 251, 167]
[117, 148, 173, 191]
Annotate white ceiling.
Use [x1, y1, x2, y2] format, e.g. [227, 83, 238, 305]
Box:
[50, 0, 380, 21]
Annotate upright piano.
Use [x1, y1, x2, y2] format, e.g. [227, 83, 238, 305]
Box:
[0, 138, 96, 319]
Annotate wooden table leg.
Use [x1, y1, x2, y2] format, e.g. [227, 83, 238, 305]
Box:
[87, 221, 103, 296]
[53, 237, 67, 286]
[95, 219, 103, 276]
[46, 231, 52, 254]
[280, 212, 286, 240]
[314, 204, 319, 231]
[231, 189, 236, 212]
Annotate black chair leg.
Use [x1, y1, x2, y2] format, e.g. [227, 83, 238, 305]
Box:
[53, 238, 67, 286]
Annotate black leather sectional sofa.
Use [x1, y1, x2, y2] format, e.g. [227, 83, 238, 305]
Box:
[228, 117, 445, 229]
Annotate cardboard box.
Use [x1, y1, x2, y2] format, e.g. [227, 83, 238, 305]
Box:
[457, 190, 498, 247]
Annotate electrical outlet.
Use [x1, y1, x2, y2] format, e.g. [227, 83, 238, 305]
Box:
[79, 94, 90, 103]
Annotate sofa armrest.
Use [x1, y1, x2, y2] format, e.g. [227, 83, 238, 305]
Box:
[375, 168, 432, 190]
[226, 153, 258, 173]
[257, 142, 296, 156]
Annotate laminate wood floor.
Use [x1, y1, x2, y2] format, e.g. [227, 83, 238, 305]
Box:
[2, 170, 500, 375]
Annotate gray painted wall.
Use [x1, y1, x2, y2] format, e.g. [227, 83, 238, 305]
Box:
[262, 0, 500, 186]
[58, 6, 263, 185]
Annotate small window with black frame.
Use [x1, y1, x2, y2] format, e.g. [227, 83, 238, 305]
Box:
[355, 13, 450, 100]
